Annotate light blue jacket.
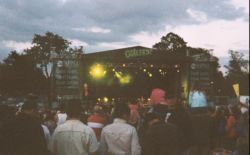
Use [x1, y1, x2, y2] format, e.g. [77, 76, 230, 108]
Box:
[189, 91, 208, 108]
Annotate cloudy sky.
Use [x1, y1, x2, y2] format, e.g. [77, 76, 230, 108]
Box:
[0, 0, 249, 71]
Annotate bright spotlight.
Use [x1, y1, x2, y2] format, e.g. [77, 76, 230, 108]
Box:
[103, 97, 109, 103]
[115, 72, 122, 78]
[120, 75, 131, 84]
[90, 64, 106, 79]
[114, 71, 131, 85]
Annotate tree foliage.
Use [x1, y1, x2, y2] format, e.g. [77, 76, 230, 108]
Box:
[153, 32, 187, 52]
[25, 32, 70, 78]
[0, 51, 47, 96]
[225, 50, 249, 95]
[0, 32, 85, 97]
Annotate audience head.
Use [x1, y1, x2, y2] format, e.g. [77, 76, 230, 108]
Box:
[150, 88, 166, 105]
[21, 100, 39, 117]
[22, 100, 37, 112]
[65, 99, 82, 119]
[113, 102, 130, 120]
[144, 112, 162, 127]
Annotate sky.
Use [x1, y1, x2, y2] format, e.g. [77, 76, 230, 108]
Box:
[0, 0, 249, 72]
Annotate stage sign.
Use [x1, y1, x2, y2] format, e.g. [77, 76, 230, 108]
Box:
[125, 49, 152, 58]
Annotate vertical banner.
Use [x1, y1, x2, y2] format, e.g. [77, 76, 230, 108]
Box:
[233, 83, 240, 97]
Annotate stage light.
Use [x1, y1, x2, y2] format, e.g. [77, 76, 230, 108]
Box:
[112, 68, 115, 72]
[115, 71, 131, 85]
[122, 64, 126, 67]
[175, 64, 179, 68]
[148, 73, 153, 77]
[159, 69, 162, 72]
[90, 64, 106, 79]
[115, 72, 122, 78]
[150, 64, 154, 68]
[120, 75, 131, 85]
[177, 70, 180, 73]
[97, 98, 101, 101]
[143, 69, 147, 72]
[103, 97, 109, 103]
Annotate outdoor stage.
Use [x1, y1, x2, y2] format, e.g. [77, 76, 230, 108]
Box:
[81, 46, 191, 100]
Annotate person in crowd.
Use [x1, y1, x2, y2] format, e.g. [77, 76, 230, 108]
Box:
[55, 102, 67, 126]
[225, 105, 238, 151]
[99, 102, 141, 155]
[235, 105, 249, 155]
[188, 81, 208, 110]
[44, 110, 57, 135]
[42, 123, 51, 147]
[189, 108, 212, 155]
[142, 112, 180, 155]
[49, 100, 98, 155]
[0, 101, 48, 155]
[87, 104, 107, 141]
[128, 99, 140, 129]
[210, 106, 227, 149]
[148, 88, 193, 154]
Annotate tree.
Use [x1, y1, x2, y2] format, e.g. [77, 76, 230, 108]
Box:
[0, 51, 47, 96]
[153, 32, 187, 52]
[225, 50, 249, 95]
[25, 32, 70, 78]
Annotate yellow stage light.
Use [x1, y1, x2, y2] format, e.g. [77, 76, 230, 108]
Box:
[114, 71, 131, 85]
[90, 64, 106, 79]
[103, 97, 108, 103]
[120, 75, 131, 84]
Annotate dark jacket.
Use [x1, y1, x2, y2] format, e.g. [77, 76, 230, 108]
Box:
[150, 104, 193, 151]
[0, 113, 48, 155]
[143, 121, 180, 155]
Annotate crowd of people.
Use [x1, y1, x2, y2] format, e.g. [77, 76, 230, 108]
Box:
[0, 88, 249, 155]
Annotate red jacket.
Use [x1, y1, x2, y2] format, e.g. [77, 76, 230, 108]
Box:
[87, 114, 106, 141]
[226, 115, 236, 138]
